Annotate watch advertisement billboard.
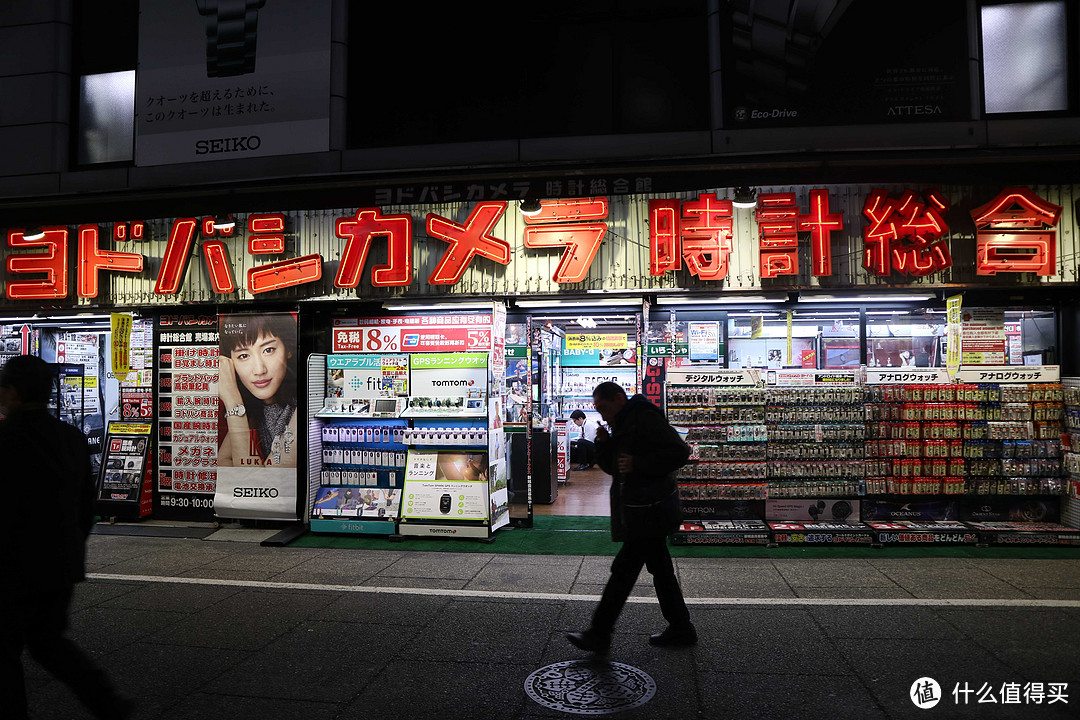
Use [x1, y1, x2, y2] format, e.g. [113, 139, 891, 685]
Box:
[135, 0, 331, 166]
[214, 312, 299, 520]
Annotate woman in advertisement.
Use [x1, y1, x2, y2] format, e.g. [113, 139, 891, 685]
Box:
[218, 313, 299, 468]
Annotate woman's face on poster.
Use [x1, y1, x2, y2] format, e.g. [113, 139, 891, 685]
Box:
[230, 331, 289, 403]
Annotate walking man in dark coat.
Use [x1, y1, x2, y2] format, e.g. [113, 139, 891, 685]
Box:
[0, 355, 131, 719]
[566, 381, 696, 653]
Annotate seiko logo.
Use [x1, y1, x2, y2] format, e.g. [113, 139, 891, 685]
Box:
[233, 487, 279, 498]
[431, 380, 474, 387]
[195, 136, 262, 155]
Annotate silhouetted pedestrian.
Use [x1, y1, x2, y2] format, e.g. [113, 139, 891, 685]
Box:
[0, 355, 132, 720]
[566, 381, 696, 653]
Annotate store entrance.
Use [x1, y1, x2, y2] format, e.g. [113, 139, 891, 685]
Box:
[528, 312, 640, 517]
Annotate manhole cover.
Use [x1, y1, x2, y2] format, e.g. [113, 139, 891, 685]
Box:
[524, 660, 656, 715]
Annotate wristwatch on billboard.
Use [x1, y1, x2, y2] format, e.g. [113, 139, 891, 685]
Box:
[225, 403, 246, 417]
[196, 0, 267, 78]
[729, 0, 851, 105]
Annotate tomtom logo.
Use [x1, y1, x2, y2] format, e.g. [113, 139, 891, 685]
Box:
[195, 136, 262, 155]
[432, 380, 475, 388]
[429, 528, 457, 534]
[233, 487, 279, 498]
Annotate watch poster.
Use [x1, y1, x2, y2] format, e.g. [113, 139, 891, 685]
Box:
[97, 422, 152, 510]
[213, 313, 299, 521]
[154, 314, 219, 521]
[135, 0, 332, 166]
[718, 0, 969, 128]
[401, 451, 490, 522]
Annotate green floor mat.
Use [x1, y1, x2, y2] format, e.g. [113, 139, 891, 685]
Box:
[288, 515, 1080, 558]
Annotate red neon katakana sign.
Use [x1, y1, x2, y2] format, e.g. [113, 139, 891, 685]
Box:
[523, 197, 608, 283]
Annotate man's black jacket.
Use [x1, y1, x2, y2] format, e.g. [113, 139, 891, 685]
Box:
[595, 394, 689, 542]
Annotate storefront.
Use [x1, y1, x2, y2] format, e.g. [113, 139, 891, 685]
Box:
[1, 180, 1078, 545]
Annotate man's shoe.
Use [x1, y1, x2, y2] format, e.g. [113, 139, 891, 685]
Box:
[566, 630, 610, 654]
[648, 624, 697, 648]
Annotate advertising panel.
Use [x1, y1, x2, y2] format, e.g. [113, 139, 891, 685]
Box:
[401, 451, 490, 521]
[135, 0, 331, 165]
[718, 1, 969, 128]
[97, 422, 153, 505]
[688, 321, 720, 362]
[214, 312, 299, 520]
[154, 314, 219, 520]
[961, 308, 1006, 365]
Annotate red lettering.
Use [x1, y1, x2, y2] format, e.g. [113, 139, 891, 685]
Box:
[426, 201, 510, 284]
[77, 225, 143, 298]
[6, 228, 68, 300]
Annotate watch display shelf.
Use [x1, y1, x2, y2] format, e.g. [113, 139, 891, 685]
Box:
[764, 386, 867, 499]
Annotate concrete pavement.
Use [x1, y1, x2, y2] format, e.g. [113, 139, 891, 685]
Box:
[19, 532, 1080, 719]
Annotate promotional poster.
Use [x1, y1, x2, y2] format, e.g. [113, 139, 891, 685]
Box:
[214, 312, 299, 520]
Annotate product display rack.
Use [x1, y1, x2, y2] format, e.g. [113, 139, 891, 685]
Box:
[1063, 379, 1080, 531]
[667, 369, 770, 545]
[312, 417, 407, 535]
[764, 378, 876, 545]
[664, 366, 1080, 547]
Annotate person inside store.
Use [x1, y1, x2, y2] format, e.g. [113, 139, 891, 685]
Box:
[566, 381, 696, 654]
[218, 313, 299, 468]
[569, 409, 597, 470]
[0, 355, 133, 720]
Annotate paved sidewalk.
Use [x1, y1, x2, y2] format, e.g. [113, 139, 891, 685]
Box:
[19, 533, 1080, 719]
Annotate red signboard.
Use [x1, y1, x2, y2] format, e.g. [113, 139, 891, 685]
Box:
[332, 315, 494, 353]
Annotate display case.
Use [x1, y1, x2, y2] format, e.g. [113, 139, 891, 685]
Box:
[667, 368, 770, 545]
[665, 365, 1079, 546]
[311, 309, 509, 540]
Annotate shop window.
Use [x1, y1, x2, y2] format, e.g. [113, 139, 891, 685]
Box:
[728, 311, 859, 370]
[981, 1, 1069, 114]
[866, 310, 945, 368]
[1004, 309, 1057, 364]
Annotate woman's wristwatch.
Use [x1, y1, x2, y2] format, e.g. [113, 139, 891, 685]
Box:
[225, 403, 246, 417]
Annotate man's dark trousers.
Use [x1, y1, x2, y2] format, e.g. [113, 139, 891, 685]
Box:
[1, 589, 123, 719]
[590, 535, 691, 636]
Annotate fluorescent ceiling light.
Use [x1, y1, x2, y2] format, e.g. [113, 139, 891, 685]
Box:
[798, 293, 935, 303]
[794, 311, 858, 317]
[865, 310, 913, 316]
[656, 293, 787, 305]
[516, 298, 641, 309]
[728, 312, 782, 318]
[382, 301, 492, 311]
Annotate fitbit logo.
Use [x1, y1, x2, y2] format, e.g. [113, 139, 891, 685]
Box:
[233, 487, 279, 498]
[195, 136, 262, 155]
[431, 380, 475, 388]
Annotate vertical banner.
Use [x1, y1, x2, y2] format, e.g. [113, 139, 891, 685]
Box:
[214, 312, 299, 520]
[135, 0, 332, 166]
[946, 294, 962, 379]
[786, 310, 793, 365]
[489, 303, 509, 530]
[154, 314, 219, 521]
[111, 313, 132, 381]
